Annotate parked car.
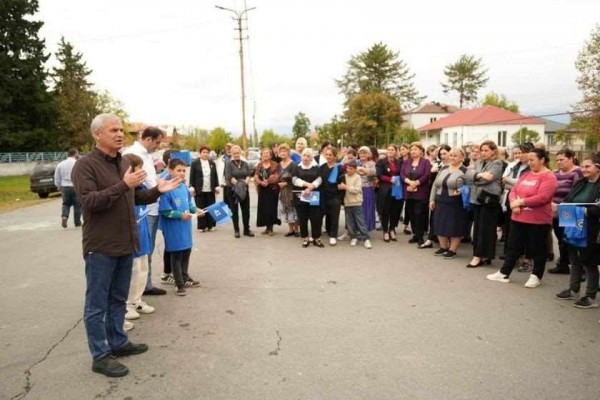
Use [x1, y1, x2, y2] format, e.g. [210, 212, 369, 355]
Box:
[30, 161, 59, 198]
[246, 150, 260, 171]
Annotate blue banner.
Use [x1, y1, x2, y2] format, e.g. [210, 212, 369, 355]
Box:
[557, 204, 578, 227]
[391, 176, 403, 200]
[205, 201, 232, 225]
[299, 191, 320, 206]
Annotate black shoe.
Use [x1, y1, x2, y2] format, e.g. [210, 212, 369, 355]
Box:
[548, 266, 570, 274]
[243, 230, 255, 237]
[92, 355, 129, 377]
[143, 287, 166, 296]
[284, 231, 296, 237]
[403, 228, 411, 235]
[418, 241, 433, 249]
[434, 248, 449, 256]
[234, 231, 240, 238]
[313, 239, 325, 248]
[302, 239, 310, 248]
[112, 342, 149, 357]
[442, 250, 457, 259]
[408, 236, 419, 244]
[461, 237, 472, 243]
[466, 259, 491, 268]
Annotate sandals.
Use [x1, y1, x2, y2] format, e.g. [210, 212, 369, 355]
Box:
[302, 239, 310, 248]
[313, 239, 325, 248]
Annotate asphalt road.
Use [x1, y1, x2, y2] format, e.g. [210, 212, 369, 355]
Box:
[1, 195, 599, 400]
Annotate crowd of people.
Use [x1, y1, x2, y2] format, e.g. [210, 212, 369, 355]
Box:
[70, 113, 600, 378]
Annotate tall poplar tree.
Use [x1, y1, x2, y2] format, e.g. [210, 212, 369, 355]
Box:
[0, 0, 56, 151]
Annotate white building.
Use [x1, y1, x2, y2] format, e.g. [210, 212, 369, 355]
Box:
[417, 106, 545, 149]
[403, 102, 461, 130]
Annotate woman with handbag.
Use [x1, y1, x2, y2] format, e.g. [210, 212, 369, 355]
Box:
[429, 148, 469, 259]
[254, 148, 281, 236]
[464, 140, 504, 268]
[224, 145, 255, 238]
[487, 148, 558, 288]
[277, 144, 299, 237]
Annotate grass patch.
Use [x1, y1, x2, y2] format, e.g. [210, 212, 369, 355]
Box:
[0, 175, 59, 213]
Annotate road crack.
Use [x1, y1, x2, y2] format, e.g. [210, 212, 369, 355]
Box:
[268, 330, 282, 356]
[10, 317, 83, 400]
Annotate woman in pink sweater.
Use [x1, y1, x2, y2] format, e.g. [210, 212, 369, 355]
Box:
[487, 148, 558, 288]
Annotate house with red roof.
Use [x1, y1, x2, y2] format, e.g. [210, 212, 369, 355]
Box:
[403, 102, 461, 130]
[417, 105, 545, 148]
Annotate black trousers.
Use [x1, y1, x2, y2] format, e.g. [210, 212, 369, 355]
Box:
[322, 195, 341, 238]
[170, 248, 191, 288]
[472, 204, 501, 259]
[406, 198, 428, 244]
[296, 202, 322, 239]
[227, 189, 250, 232]
[567, 245, 600, 298]
[500, 221, 551, 279]
[195, 192, 216, 230]
[378, 192, 402, 233]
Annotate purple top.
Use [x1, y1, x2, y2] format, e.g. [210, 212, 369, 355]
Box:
[400, 157, 432, 201]
[553, 168, 583, 203]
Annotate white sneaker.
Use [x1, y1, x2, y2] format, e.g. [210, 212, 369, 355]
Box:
[524, 274, 541, 288]
[124, 320, 135, 331]
[350, 238, 358, 247]
[329, 238, 337, 246]
[125, 307, 140, 320]
[136, 302, 155, 314]
[486, 271, 510, 283]
[364, 239, 372, 249]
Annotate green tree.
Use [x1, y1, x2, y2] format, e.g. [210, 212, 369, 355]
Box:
[442, 54, 489, 108]
[336, 42, 423, 109]
[292, 112, 311, 141]
[315, 115, 345, 148]
[511, 128, 540, 145]
[51, 37, 98, 150]
[0, 0, 57, 151]
[393, 127, 421, 145]
[571, 24, 600, 147]
[343, 92, 403, 147]
[481, 92, 519, 112]
[207, 127, 232, 153]
[259, 129, 289, 148]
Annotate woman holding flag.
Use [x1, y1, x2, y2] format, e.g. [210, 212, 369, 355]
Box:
[554, 154, 600, 308]
[319, 147, 344, 246]
[376, 144, 403, 243]
[487, 148, 558, 288]
[292, 148, 323, 248]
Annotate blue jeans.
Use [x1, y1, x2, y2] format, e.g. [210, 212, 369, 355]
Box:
[145, 215, 159, 290]
[345, 205, 370, 241]
[84, 252, 133, 360]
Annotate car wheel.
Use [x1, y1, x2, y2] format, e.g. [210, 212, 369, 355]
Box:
[38, 192, 49, 199]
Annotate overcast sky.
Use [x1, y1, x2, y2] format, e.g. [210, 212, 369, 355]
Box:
[37, 0, 600, 135]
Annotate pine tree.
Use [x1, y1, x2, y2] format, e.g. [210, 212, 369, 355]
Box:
[441, 54, 489, 108]
[0, 0, 57, 151]
[51, 37, 98, 150]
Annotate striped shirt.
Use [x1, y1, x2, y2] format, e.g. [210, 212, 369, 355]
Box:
[553, 168, 583, 203]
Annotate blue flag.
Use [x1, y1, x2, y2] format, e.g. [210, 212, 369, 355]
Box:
[557, 204, 578, 227]
[205, 201, 233, 225]
[563, 206, 587, 248]
[391, 176, 403, 200]
[460, 185, 472, 211]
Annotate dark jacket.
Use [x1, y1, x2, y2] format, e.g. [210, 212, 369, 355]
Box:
[190, 158, 219, 194]
[563, 177, 600, 244]
[376, 157, 402, 195]
[72, 147, 160, 257]
[400, 157, 432, 201]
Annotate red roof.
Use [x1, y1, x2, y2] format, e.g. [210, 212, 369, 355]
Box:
[417, 106, 544, 131]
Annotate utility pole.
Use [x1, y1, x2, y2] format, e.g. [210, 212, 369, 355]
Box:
[215, 4, 255, 151]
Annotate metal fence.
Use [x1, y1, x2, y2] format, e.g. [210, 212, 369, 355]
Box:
[0, 152, 67, 163]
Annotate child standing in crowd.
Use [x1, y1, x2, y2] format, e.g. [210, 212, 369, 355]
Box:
[122, 154, 155, 330]
[158, 159, 202, 296]
[339, 161, 372, 249]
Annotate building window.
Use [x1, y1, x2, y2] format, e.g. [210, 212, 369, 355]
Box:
[430, 117, 437, 123]
[444, 132, 449, 144]
[452, 132, 458, 147]
[547, 134, 555, 146]
[497, 131, 507, 146]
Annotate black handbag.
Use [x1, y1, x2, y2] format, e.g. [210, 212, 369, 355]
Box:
[477, 189, 500, 207]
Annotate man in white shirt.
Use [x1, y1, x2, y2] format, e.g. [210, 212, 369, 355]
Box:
[123, 127, 166, 296]
[54, 148, 81, 228]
